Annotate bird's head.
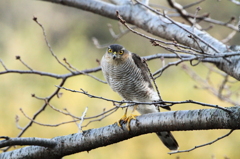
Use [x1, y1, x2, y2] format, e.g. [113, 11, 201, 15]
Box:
[107, 44, 128, 60]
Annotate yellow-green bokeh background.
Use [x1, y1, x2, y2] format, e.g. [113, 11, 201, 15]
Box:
[0, 0, 240, 158]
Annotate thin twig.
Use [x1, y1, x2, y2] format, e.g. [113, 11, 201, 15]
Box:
[183, 0, 205, 9]
[82, 107, 118, 128]
[57, 86, 128, 104]
[15, 115, 23, 130]
[192, 7, 201, 31]
[31, 94, 47, 100]
[78, 107, 88, 132]
[116, 11, 203, 55]
[221, 30, 237, 43]
[20, 108, 79, 127]
[135, 0, 220, 53]
[57, 86, 231, 113]
[165, 99, 231, 113]
[92, 23, 135, 49]
[188, 35, 205, 54]
[0, 66, 102, 79]
[63, 58, 107, 84]
[15, 56, 33, 71]
[0, 59, 8, 71]
[167, 0, 202, 29]
[169, 129, 234, 154]
[153, 56, 198, 78]
[218, 75, 229, 100]
[168, 0, 238, 31]
[63, 57, 80, 72]
[33, 16, 73, 73]
[64, 108, 80, 127]
[47, 102, 81, 120]
[182, 64, 240, 105]
[3, 79, 66, 152]
[20, 105, 120, 128]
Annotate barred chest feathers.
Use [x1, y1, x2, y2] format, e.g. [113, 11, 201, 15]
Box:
[101, 52, 158, 102]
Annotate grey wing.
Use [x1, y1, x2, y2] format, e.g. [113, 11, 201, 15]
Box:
[132, 54, 178, 150]
[131, 53, 154, 89]
[132, 53, 171, 111]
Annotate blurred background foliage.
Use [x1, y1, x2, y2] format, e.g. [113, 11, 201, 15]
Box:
[0, 0, 239, 158]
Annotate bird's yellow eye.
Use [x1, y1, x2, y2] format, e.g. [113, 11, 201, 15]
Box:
[119, 50, 124, 54]
[108, 48, 113, 53]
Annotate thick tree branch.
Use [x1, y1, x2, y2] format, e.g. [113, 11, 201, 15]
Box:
[1, 106, 239, 158]
[1, 1, 239, 158]
[38, 0, 240, 81]
[39, 0, 226, 53]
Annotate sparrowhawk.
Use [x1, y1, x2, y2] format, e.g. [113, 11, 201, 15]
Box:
[101, 44, 179, 151]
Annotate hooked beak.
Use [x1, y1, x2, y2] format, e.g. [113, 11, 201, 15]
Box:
[113, 52, 117, 59]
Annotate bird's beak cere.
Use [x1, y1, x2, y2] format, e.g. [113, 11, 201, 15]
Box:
[113, 52, 117, 59]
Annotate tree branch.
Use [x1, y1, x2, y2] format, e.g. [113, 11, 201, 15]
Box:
[0, 106, 239, 158]
[39, 0, 227, 54]
[37, 0, 240, 81]
[0, 137, 57, 148]
[169, 129, 235, 154]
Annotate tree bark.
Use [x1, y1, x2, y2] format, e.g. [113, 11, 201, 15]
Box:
[38, 0, 240, 80]
[1, 106, 239, 159]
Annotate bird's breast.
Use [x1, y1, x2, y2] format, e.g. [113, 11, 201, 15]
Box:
[105, 59, 153, 102]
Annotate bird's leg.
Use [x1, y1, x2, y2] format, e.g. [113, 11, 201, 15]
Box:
[125, 105, 138, 131]
[117, 105, 139, 131]
[132, 104, 138, 112]
[117, 107, 128, 127]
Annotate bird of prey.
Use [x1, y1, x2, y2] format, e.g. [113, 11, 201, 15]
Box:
[101, 44, 178, 151]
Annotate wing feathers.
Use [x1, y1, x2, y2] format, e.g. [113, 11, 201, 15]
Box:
[131, 53, 153, 89]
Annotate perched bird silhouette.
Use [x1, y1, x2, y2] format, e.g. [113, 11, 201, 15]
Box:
[101, 44, 178, 151]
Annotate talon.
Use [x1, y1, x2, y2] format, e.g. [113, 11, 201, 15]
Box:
[117, 113, 127, 127]
[125, 114, 138, 131]
[116, 107, 138, 131]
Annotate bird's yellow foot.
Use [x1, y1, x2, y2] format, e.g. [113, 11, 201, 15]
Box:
[125, 114, 138, 131]
[117, 113, 127, 127]
[117, 107, 128, 127]
[117, 114, 138, 131]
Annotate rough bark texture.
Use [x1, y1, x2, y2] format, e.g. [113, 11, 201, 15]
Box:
[1, 107, 239, 159]
[39, 0, 240, 80]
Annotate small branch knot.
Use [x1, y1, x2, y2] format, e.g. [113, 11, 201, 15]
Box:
[15, 56, 21, 60]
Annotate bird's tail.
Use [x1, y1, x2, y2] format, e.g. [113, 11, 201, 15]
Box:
[156, 131, 179, 151]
